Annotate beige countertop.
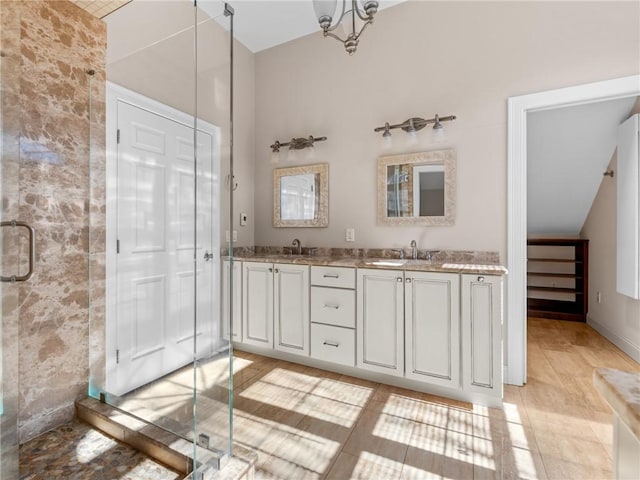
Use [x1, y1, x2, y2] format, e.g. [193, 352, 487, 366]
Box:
[594, 368, 640, 439]
[230, 254, 507, 276]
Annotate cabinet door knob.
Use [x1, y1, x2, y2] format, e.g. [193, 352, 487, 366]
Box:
[396, 277, 403, 283]
[268, 267, 273, 273]
[405, 278, 412, 284]
[275, 268, 279, 273]
[478, 276, 485, 282]
[323, 341, 339, 348]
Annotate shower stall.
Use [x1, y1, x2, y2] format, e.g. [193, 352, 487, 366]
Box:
[1, 0, 236, 476]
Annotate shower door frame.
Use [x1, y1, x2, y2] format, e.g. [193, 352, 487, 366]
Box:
[103, 81, 221, 397]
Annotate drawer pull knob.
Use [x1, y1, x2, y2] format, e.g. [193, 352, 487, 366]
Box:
[323, 341, 340, 347]
[478, 276, 485, 282]
[323, 274, 340, 278]
[323, 304, 340, 309]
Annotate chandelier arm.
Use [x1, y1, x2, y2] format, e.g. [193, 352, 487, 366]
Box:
[324, 0, 348, 33]
[354, 19, 373, 41]
[324, 30, 348, 43]
[354, 0, 371, 22]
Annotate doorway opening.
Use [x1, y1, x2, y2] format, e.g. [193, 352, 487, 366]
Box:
[507, 75, 640, 385]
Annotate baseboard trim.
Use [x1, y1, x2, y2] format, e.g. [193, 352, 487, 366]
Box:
[587, 316, 640, 364]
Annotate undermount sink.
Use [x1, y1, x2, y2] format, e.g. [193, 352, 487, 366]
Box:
[364, 259, 406, 267]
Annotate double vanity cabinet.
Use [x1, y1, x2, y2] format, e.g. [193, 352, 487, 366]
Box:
[223, 257, 504, 403]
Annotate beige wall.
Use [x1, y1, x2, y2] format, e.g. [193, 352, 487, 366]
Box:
[107, 6, 255, 248]
[254, 1, 639, 259]
[582, 103, 640, 362]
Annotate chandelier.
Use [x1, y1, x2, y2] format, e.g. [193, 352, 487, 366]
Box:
[313, 0, 379, 55]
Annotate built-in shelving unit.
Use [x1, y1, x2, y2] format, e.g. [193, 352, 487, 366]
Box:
[527, 238, 589, 322]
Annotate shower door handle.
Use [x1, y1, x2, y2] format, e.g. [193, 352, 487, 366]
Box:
[0, 220, 36, 282]
[204, 251, 214, 262]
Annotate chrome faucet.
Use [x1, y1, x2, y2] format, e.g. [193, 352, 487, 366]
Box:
[410, 240, 418, 260]
[292, 238, 302, 256]
[392, 249, 405, 259]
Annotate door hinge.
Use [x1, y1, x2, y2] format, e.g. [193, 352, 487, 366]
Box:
[116, 129, 120, 144]
[116, 239, 120, 254]
[116, 349, 120, 364]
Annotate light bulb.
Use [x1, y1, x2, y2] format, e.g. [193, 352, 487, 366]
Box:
[287, 148, 300, 163]
[433, 125, 445, 143]
[314, 0, 337, 28]
[269, 150, 280, 164]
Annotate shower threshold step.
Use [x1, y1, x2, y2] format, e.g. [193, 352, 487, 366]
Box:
[75, 397, 255, 480]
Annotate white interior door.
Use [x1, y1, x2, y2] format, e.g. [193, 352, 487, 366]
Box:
[112, 100, 215, 395]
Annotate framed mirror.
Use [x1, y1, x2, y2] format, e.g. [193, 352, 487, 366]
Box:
[377, 149, 456, 226]
[274, 163, 329, 227]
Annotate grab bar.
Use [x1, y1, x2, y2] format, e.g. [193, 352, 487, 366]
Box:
[0, 220, 36, 282]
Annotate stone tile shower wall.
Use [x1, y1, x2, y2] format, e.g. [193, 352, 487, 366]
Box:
[13, 1, 105, 442]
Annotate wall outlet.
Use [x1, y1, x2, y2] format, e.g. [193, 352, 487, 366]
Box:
[240, 212, 247, 226]
[225, 230, 238, 242]
[345, 228, 355, 242]
[597, 291, 601, 303]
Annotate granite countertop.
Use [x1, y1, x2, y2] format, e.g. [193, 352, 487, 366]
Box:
[230, 254, 508, 276]
[593, 368, 640, 439]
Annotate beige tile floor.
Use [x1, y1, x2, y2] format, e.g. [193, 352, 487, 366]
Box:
[118, 317, 640, 479]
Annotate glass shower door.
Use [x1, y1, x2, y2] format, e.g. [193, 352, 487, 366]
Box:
[1, 0, 22, 476]
[88, 0, 234, 473]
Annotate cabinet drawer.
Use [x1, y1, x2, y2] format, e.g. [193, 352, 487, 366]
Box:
[310, 323, 355, 367]
[311, 266, 355, 289]
[311, 287, 355, 328]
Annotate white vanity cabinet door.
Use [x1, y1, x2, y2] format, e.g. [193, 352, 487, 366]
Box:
[311, 266, 356, 289]
[461, 274, 503, 396]
[310, 323, 355, 367]
[222, 260, 242, 341]
[357, 269, 405, 377]
[242, 261, 274, 348]
[274, 263, 309, 356]
[405, 272, 460, 388]
[310, 286, 356, 329]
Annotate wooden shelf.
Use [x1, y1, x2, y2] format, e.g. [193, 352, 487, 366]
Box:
[528, 258, 583, 263]
[527, 286, 579, 294]
[527, 239, 588, 322]
[527, 272, 581, 279]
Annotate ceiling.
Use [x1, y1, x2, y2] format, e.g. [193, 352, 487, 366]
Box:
[76, 0, 407, 53]
[527, 96, 638, 236]
[70, 0, 131, 18]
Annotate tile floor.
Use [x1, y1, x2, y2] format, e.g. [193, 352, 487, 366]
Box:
[20, 317, 640, 479]
[18, 418, 182, 480]
[118, 317, 640, 479]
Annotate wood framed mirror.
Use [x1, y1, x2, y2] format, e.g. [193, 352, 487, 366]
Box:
[377, 149, 456, 226]
[273, 163, 329, 227]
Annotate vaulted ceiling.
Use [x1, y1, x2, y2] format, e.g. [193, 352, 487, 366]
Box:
[74, 0, 406, 53]
[527, 97, 638, 235]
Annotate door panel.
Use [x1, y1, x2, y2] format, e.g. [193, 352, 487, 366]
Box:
[405, 272, 460, 387]
[357, 269, 404, 376]
[274, 264, 309, 355]
[112, 100, 214, 395]
[242, 262, 273, 347]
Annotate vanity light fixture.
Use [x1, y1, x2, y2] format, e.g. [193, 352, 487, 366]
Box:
[270, 135, 327, 153]
[313, 0, 378, 55]
[374, 114, 457, 139]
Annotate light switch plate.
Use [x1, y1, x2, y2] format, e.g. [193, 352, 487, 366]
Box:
[346, 228, 355, 242]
